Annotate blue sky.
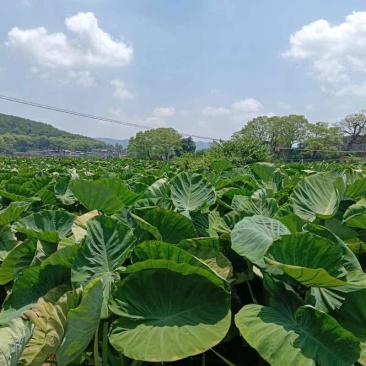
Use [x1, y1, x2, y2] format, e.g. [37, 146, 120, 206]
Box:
[1, 0, 366, 140]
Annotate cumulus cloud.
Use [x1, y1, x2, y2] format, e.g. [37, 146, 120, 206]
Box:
[6, 12, 133, 68]
[284, 11, 366, 96]
[202, 98, 263, 120]
[110, 80, 134, 100]
[152, 107, 175, 118]
[231, 98, 263, 114]
[201, 106, 231, 117]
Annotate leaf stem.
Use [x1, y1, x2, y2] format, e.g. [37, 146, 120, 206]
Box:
[94, 326, 101, 366]
[247, 280, 258, 304]
[102, 321, 109, 366]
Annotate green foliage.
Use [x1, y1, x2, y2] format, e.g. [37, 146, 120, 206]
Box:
[0, 113, 105, 153]
[128, 128, 182, 160]
[211, 136, 273, 166]
[0, 157, 365, 365]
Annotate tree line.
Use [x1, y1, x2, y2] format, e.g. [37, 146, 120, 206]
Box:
[128, 111, 366, 161]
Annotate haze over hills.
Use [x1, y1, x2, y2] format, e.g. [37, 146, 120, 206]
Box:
[0, 113, 211, 154]
[96, 137, 211, 151]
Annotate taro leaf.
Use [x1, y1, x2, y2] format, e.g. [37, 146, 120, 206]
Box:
[178, 238, 233, 280]
[101, 179, 140, 206]
[250, 162, 276, 182]
[56, 279, 103, 366]
[71, 210, 99, 243]
[343, 199, 366, 229]
[131, 241, 229, 290]
[72, 216, 135, 318]
[54, 176, 76, 205]
[231, 215, 290, 267]
[0, 187, 40, 203]
[344, 177, 366, 200]
[13, 210, 76, 243]
[303, 222, 361, 272]
[211, 160, 234, 173]
[231, 195, 278, 217]
[0, 318, 33, 366]
[69, 180, 125, 214]
[131, 207, 197, 244]
[144, 178, 169, 200]
[0, 201, 29, 226]
[290, 172, 343, 222]
[3, 257, 73, 316]
[0, 239, 36, 285]
[264, 233, 348, 287]
[20, 288, 81, 366]
[109, 264, 231, 362]
[332, 288, 366, 363]
[171, 172, 216, 214]
[235, 303, 360, 366]
[0, 227, 17, 262]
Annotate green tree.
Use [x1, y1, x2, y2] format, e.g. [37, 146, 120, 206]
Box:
[336, 111, 366, 150]
[177, 137, 196, 155]
[128, 128, 182, 160]
[303, 122, 343, 159]
[234, 115, 309, 152]
[210, 136, 272, 166]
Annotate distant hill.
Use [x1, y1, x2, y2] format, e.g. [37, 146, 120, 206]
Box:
[96, 137, 211, 151]
[95, 137, 129, 148]
[0, 113, 105, 153]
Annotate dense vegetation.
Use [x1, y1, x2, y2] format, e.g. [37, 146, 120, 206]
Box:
[0, 157, 366, 365]
[0, 113, 105, 153]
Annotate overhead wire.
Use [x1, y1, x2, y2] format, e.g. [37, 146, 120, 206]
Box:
[0, 94, 220, 141]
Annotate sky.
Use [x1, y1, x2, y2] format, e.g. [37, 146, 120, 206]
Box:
[1, 0, 366, 141]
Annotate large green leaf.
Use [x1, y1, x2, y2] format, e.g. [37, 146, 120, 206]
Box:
[171, 172, 216, 214]
[343, 199, 366, 229]
[235, 304, 360, 366]
[344, 177, 366, 200]
[178, 238, 233, 280]
[131, 207, 197, 244]
[0, 319, 33, 366]
[0, 239, 36, 285]
[131, 241, 229, 290]
[290, 172, 343, 221]
[231, 195, 278, 217]
[54, 176, 76, 205]
[231, 215, 290, 267]
[56, 279, 103, 365]
[69, 180, 125, 214]
[0, 201, 29, 226]
[264, 233, 348, 287]
[109, 266, 231, 361]
[72, 215, 135, 318]
[13, 210, 76, 243]
[20, 288, 81, 366]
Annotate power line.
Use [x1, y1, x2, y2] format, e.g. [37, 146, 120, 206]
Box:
[0, 94, 220, 141]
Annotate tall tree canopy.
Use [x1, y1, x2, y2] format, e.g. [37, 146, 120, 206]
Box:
[234, 115, 309, 150]
[128, 128, 182, 160]
[336, 111, 366, 150]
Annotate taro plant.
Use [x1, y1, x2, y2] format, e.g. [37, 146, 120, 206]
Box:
[0, 158, 365, 365]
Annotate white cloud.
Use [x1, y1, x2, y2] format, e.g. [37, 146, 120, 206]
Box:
[7, 12, 133, 68]
[110, 80, 134, 100]
[202, 106, 231, 117]
[152, 107, 175, 118]
[231, 98, 263, 114]
[284, 11, 366, 96]
[199, 120, 207, 127]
